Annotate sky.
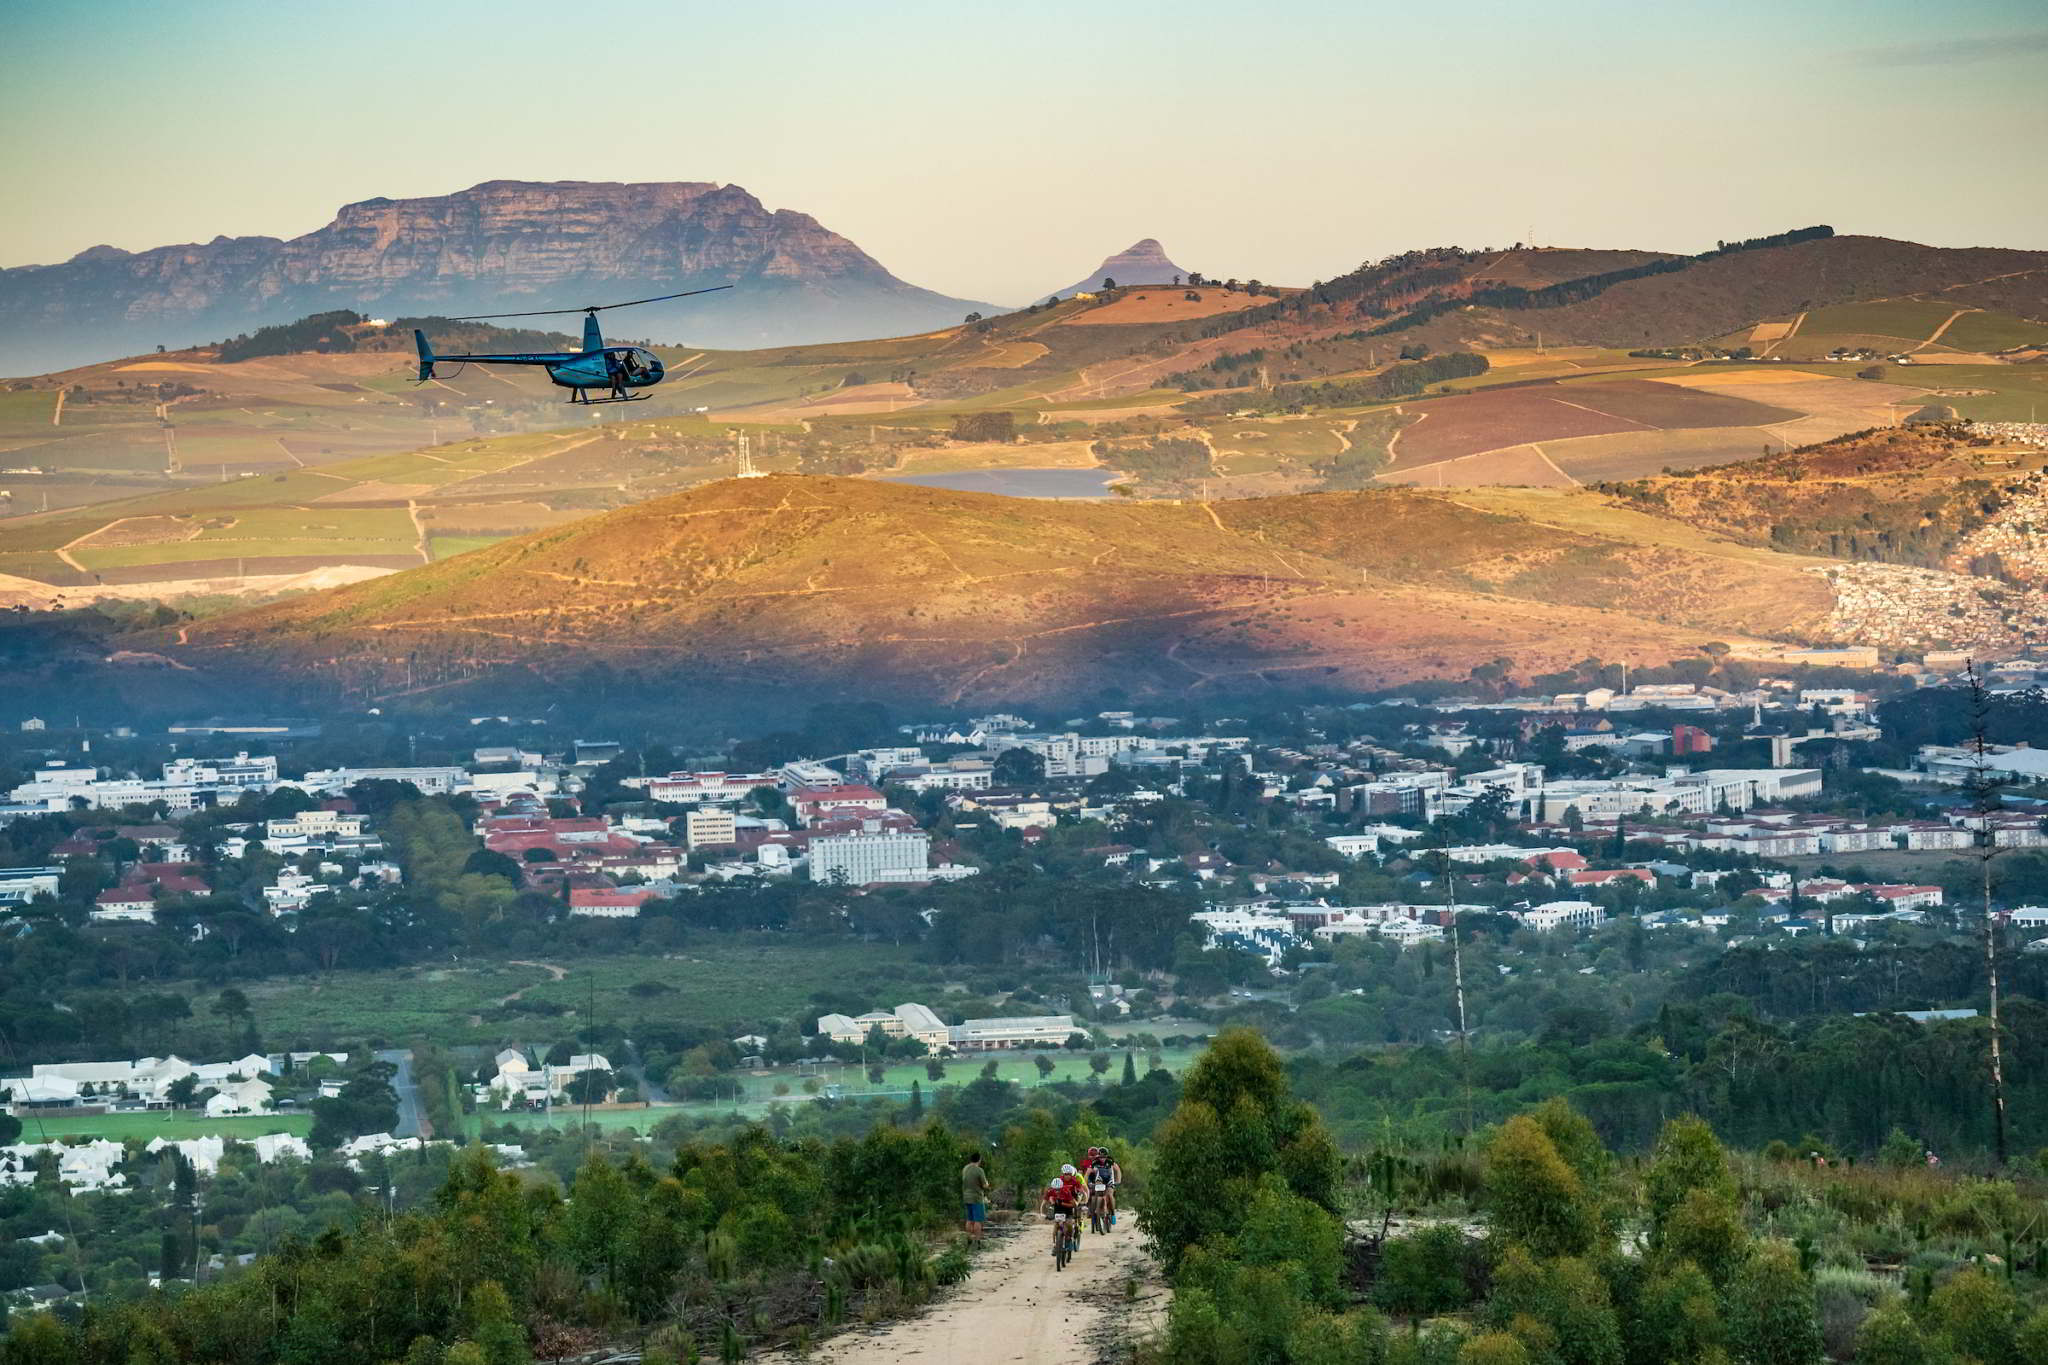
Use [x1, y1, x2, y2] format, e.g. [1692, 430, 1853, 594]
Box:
[4, 0, 2046, 305]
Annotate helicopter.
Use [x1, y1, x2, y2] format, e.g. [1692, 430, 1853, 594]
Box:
[410, 285, 732, 404]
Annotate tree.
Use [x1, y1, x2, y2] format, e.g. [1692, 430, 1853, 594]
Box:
[1033, 1054, 1055, 1081]
[566, 1068, 614, 1106]
[1145, 1028, 1339, 1270]
[165, 1074, 199, 1109]
[1482, 1115, 1600, 1258]
[1853, 1304, 1933, 1365]
[992, 747, 1046, 787]
[1928, 1266, 2018, 1365]
[1089, 1052, 1112, 1077]
[1725, 1243, 1822, 1365]
[963, 311, 984, 324]
[1102, 277, 1116, 290]
[1121, 1051, 1138, 1085]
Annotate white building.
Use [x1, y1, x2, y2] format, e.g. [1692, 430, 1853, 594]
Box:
[809, 826, 931, 886]
[1324, 834, 1381, 860]
[0, 868, 61, 906]
[815, 1003, 953, 1050]
[297, 765, 466, 795]
[1517, 900, 1606, 933]
[949, 1016, 1080, 1050]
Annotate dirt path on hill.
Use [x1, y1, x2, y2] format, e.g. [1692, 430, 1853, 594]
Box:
[767, 1214, 1165, 1365]
[1913, 308, 1972, 352]
[499, 960, 567, 1005]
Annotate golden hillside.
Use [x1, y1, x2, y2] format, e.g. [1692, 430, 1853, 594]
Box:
[174, 475, 1847, 706]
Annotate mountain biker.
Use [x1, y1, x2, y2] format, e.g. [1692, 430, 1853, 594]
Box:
[1043, 1178, 1078, 1260]
[1086, 1147, 1120, 1226]
[1058, 1163, 1086, 1240]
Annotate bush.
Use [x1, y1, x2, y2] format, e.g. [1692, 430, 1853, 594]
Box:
[1375, 1223, 1475, 1315]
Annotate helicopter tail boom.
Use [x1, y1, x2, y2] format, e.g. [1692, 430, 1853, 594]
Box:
[413, 329, 436, 381]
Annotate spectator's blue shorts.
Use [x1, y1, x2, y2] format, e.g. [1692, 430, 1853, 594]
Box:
[965, 1202, 987, 1222]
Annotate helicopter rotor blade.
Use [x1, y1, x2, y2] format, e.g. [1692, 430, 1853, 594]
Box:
[445, 285, 734, 322]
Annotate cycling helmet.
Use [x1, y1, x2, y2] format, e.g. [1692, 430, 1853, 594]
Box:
[1061, 1164, 1077, 1174]
[1047, 1179, 1064, 1191]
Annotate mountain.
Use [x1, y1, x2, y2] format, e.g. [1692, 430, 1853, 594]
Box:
[1195, 230, 2048, 356]
[1047, 239, 1192, 299]
[169, 472, 1873, 711]
[0, 180, 993, 375]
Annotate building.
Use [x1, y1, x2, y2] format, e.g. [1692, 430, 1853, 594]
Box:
[1324, 834, 1380, 860]
[635, 771, 776, 805]
[568, 888, 656, 918]
[809, 826, 931, 885]
[789, 784, 889, 826]
[298, 765, 465, 794]
[815, 1003, 953, 1051]
[1672, 725, 1714, 756]
[949, 1016, 1081, 1050]
[0, 868, 62, 906]
[1517, 900, 1606, 933]
[683, 807, 738, 849]
[162, 752, 278, 789]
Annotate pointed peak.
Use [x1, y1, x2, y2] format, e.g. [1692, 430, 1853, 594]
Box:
[1047, 238, 1192, 299]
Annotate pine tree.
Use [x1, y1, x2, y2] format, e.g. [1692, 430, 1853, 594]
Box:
[1122, 1050, 1138, 1085]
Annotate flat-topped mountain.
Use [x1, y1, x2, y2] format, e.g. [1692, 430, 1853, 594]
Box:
[0, 180, 991, 373]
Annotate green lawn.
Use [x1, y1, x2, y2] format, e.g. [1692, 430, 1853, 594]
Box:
[16, 1110, 313, 1144]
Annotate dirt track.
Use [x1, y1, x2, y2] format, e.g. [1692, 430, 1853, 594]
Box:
[768, 1213, 1165, 1365]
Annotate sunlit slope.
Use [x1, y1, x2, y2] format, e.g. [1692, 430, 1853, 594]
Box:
[173, 474, 1852, 705]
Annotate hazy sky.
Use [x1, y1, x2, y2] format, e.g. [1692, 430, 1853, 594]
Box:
[5, 0, 2045, 304]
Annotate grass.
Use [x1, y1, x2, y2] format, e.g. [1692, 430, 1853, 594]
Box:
[17, 1110, 313, 1143]
[1798, 300, 1959, 344]
[232, 938, 936, 1051]
[1937, 310, 2048, 354]
[467, 1044, 1209, 1137]
[430, 535, 505, 560]
[1799, 363, 2048, 422]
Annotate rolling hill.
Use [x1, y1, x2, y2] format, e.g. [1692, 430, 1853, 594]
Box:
[0, 180, 992, 375]
[162, 468, 1989, 711]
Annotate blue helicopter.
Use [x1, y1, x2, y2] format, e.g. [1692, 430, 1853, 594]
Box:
[411, 285, 732, 404]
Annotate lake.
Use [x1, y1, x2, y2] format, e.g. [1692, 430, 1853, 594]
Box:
[882, 468, 1120, 499]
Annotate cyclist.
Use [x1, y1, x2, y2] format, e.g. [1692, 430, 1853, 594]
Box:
[1058, 1163, 1086, 1241]
[1086, 1147, 1120, 1227]
[1042, 1176, 1079, 1258]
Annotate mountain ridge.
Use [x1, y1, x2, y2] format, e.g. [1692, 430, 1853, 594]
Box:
[0, 180, 992, 374]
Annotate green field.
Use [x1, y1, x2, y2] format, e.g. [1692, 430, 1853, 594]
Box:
[1798, 299, 1958, 344]
[1938, 310, 2048, 354]
[1802, 362, 2048, 422]
[234, 939, 938, 1051]
[16, 1110, 313, 1143]
[429, 535, 504, 560]
[465, 1044, 1209, 1138]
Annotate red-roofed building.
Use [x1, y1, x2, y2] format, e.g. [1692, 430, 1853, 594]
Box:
[1524, 849, 1587, 872]
[568, 887, 656, 918]
[1860, 884, 1944, 911]
[91, 885, 157, 923]
[789, 784, 887, 826]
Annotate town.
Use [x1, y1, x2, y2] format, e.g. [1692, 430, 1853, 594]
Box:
[1, 656, 2046, 1312]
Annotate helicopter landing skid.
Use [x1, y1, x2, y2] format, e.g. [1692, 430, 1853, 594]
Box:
[568, 391, 649, 405]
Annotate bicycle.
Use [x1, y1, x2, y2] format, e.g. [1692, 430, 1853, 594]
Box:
[1088, 1181, 1111, 1236]
[1052, 1205, 1078, 1271]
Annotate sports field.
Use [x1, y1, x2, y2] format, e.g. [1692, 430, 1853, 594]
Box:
[15, 1110, 313, 1144]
